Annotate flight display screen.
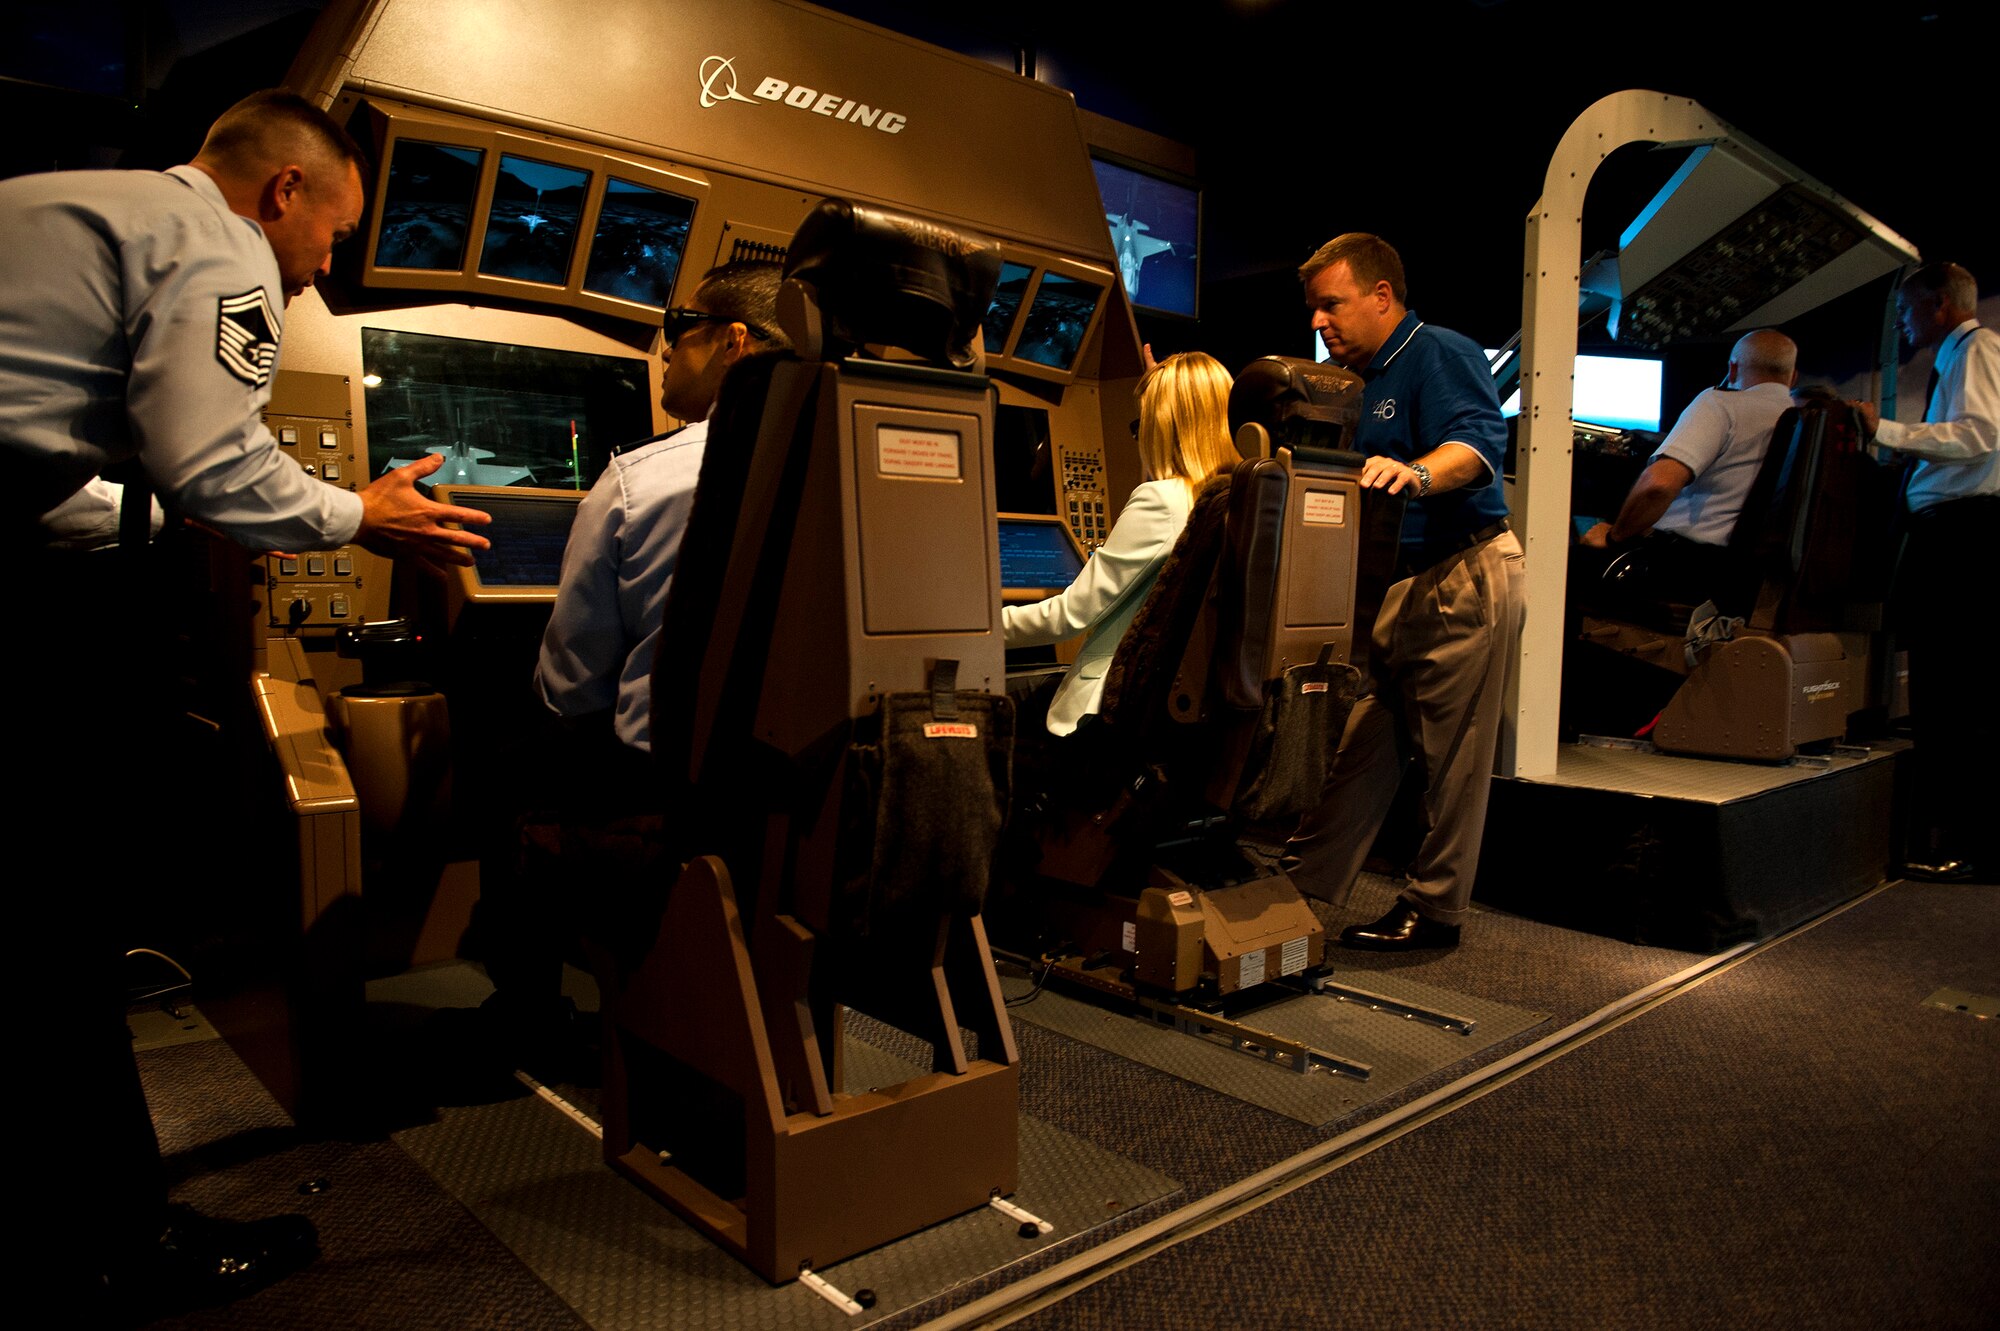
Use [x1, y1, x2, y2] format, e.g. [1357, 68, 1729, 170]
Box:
[998, 516, 1085, 591]
[479, 155, 590, 285]
[376, 140, 485, 270]
[984, 262, 1034, 353]
[360, 328, 653, 491]
[1015, 272, 1102, 372]
[582, 177, 698, 308]
[441, 491, 584, 590]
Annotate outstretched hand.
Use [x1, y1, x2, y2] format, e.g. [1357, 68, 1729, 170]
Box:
[354, 454, 493, 569]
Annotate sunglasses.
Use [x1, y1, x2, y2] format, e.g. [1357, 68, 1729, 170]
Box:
[662, 307, 775, 346]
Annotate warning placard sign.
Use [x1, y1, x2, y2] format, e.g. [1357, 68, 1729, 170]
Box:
[877, 426, 962, 479]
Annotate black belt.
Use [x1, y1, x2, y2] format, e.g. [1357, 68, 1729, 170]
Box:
[1396, 518, 1510, 581]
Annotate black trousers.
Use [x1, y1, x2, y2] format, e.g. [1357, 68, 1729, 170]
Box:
[9, 544, 172, 1289]
[1896, 495, 2000, 866]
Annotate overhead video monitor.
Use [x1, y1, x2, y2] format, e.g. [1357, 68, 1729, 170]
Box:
[582, 176, 699, 307]
[1014, 273, 1103, 372]
[984, 262, 1034, 353]
[998, 514, 1086, 600]
[1091, 156, 1199, 319]
[431, 485, 585, 603]
[1494, 350, 1664, 433]
[360, 328, 653, 492]
[376, 140, 485, 271]
[479, 154, 590, 286]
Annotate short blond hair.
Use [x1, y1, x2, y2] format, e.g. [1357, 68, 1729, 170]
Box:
[1135, 351, 1241, 502]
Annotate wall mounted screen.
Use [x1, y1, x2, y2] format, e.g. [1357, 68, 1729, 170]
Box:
[993, 405, 1057, 515]
[1091, 157, 1198, 318]
[582, 177, 699, 307]
[376, 141, 485, 270]
[1015, 273, 1102, 371]
[360, 329, 653, 492]
[985, 262, 1034, 352]
[479, 155, 590, 285]
[1495, 351, 1665, 432]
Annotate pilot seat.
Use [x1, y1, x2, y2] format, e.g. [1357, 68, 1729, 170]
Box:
[1572, 400, 1898, 761]
[588, 200, 1019, 1282]
[995, 356, 1405, 1008]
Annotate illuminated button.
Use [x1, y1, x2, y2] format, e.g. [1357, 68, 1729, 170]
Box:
[279, 427, 298, 445]
[333, 555, 353, 576]
[319, 430, 339, 450]
[328, 595, 350, 617]
[306, 556, 325, 575]
[278, 557, 298, 575]
[322, 462, 341, 481]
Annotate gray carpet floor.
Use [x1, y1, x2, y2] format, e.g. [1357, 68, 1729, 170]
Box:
[1014, 878, 2000, 1331]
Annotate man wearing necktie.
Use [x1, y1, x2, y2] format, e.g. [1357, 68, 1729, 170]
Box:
[1853, 262, 1999, 883]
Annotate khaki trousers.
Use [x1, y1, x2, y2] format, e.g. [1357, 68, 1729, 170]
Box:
[1289, 529, 1525, 925]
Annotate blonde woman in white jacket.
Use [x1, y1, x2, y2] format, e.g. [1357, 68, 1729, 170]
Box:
[1004, 351, 1241, 736]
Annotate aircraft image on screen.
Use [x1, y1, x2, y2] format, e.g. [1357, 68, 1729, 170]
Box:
[479, 155, 589, 285]
[376, 141, 484, 270]
[1107, 214, 1175, 308]
[1091, 158, 1197, 317]
[583, 178, 698, 307]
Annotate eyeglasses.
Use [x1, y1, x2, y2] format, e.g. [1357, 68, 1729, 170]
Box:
[662, 306, 775, 346]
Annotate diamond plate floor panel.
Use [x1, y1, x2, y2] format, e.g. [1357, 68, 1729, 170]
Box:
[393, 1040, 1179, 1331]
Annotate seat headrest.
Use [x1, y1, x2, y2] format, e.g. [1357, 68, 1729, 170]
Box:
[1228, 356, 1365, 457]
[779, 199, 1003, 370]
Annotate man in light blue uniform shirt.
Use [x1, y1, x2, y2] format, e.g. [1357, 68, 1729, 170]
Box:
[460, 263, 788, 1069]
[0, 89, 490, 1321]
[534, 260, 787, 752]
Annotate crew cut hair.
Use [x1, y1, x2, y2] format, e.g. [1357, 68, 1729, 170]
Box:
[1299, 232, 1407, 305]
[696, 260, 791, 349]
[198, 89, 369, 181]
[1903, 261, 1980, 315]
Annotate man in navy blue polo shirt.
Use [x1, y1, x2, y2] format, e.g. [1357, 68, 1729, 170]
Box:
[1286, 233, 1524, 950]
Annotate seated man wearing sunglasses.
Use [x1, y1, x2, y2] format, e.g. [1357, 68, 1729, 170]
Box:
[535, 260, 787, 753]
[435, 263, 786, 1090]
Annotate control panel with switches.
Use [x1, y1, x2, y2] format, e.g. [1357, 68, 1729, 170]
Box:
[261, 370, 385, 630]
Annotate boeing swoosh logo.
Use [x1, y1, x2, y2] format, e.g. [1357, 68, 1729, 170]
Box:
[699, 56, 758, 107]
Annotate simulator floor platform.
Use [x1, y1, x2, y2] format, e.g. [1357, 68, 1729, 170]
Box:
[129, 865, 1998, 1331]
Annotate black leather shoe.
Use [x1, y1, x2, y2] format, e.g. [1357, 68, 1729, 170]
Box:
[108, 1205, 319, 1320]
[1900, 859, 1980, 883]
[1339, 901, 1460, 951]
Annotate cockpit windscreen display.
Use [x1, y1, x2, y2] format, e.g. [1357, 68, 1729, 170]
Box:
[479, 155, 590, 285]
[1015, 273, 1101, 372]
[360, 328, 653, 492]
[376, 141, 485, 271]
[983, 262, 1034, 353]
[1092, 158, 1198, 318]
[582, 177, 698, 308]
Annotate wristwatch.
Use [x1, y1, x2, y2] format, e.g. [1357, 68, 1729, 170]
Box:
[1410, 462, 1433, 497]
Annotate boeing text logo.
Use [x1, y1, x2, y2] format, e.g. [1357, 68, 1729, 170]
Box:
[698, 56, 907, 134]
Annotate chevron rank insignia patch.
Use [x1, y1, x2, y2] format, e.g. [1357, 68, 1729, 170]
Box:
[216, 287, 279, 388]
